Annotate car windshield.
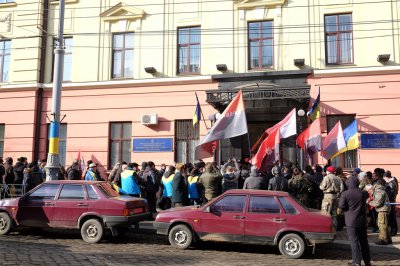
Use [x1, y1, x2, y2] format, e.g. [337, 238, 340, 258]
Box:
[97, 182, 119, 198]
[288, 194, 308, 210]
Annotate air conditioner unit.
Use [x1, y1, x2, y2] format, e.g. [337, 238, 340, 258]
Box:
[141, 114, 158, 125]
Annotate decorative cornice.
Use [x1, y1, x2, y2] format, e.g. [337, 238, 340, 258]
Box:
[100, 2, 145, 22]
[235, 0, 286, 9]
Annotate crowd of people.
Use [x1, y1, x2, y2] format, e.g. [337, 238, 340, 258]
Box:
[1, 155, 398, 247]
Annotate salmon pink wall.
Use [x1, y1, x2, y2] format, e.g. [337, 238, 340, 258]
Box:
[39, 81, 218, 170]
[0, 89, 37, 161]
[308, 72, 400, 176]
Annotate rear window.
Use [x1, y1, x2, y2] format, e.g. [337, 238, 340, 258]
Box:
[97, 182, 119, 197]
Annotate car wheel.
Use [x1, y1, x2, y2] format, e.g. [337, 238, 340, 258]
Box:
[168, 224, 193, 249]
[81, 219, 104, 244]
[278, 233, 305, 259]
[0, 212, 12, 235]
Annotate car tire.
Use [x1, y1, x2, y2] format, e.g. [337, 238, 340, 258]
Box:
[0, 212, 12, 235]
[168, 224, 193, 249]
[81, 219, 104, 244]
[278, 233, 305, 259]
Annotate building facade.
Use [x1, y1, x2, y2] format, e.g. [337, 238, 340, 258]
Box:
[0, 0, 399, 179]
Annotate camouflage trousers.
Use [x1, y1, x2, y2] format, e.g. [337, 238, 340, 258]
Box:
[321, 194, 338, 228]
[378, 211, 392, 243]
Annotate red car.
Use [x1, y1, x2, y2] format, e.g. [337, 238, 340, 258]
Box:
[0, 180, 151, 243]
[154, 189, 335, 259]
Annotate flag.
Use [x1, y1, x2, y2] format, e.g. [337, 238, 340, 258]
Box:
[250, 127, 280, 170]
[322, 121, 346, 160]
[331, 119, 360, 158]
[307, 88, 320, 121]
[251, 108, 296, 153]
[266, 108, 297, 138]
[296, 118, 322, 156]
[193, 92, 201, 126]
[196, 90, 248, 159]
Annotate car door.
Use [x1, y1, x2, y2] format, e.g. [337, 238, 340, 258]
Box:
[199, 194, 247, 243]
[17, 184, 60, 227]
[244, 195, 285, 244]
[52, 184, 88, 228]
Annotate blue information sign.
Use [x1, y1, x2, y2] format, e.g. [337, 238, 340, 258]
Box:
[361, 133, 400, 149]
[133, 138, 173, 152]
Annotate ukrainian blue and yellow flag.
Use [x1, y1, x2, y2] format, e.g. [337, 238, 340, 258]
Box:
[307, 88, 320, 121]
[193, 92, 201, 126]
[332, 119, 359, 158]
[49, 121, 60, 154]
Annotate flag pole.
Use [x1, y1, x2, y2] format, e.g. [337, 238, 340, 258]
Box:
[196, 91, 209, 130]
[247, 133, 252, 160]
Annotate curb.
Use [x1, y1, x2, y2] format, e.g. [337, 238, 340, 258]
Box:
[322, 240, 400, 254]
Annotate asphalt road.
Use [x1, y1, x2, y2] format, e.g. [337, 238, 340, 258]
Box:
[0, 228, 399, 266]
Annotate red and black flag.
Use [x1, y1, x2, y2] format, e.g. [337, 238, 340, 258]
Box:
[196, 90, 248, 159]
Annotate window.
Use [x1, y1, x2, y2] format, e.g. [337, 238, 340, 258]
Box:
[58, 184, 85, 200]
[0, 1, 15, 3]
[249, 196, 281, 214]
[98, 183, 119, 198]
[327, 115, 357, 168]
[0, 124, 4, 157]
[109, 122, 131, 167]
[175, 120, 199, 163]
[177, 27, 200, 74]
[278, 196, 298, 214]
[46, 124, 67, 166]
[0, 40, 10, 82]
[210, 195, 247, 213]
[325, 14, 353, 65]
[248, 21, 273, 69]
[112, 32, 134, 79]
[28, 184, 59, 200]
[86, 185, 99, 200]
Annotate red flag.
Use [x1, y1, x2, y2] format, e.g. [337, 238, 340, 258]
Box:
[296, 118, 322, 156]
[196, 90, 248, 159]
[266, 108, 297, 138]
[322, 121, 346, 160]
[250, 127, 280, 170]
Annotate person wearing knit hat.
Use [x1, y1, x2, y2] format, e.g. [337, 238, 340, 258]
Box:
[320, 165, 344, 230]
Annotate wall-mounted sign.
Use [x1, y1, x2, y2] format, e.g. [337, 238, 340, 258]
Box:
[133, 138, 173, 152]
[361, 133, 400, 149]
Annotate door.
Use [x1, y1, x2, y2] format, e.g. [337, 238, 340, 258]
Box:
[244, 195, 285, 244]
[52, 184, 88, 228]
[200, 194, 247, 242]
[17, 184, 60, 227]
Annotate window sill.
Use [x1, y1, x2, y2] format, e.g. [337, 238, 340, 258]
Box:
[51, 0, 79, 5]
[177, 72, 201, 76]
[0, 2, 17, 8]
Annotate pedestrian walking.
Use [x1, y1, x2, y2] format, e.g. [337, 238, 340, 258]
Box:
[339, 176, 371, 266]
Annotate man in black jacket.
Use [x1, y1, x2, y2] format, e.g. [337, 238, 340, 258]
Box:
[339, 176, 371, 266]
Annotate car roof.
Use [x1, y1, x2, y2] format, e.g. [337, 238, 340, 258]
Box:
[224, 189, 290, 196]
[44, 180, 105, 185]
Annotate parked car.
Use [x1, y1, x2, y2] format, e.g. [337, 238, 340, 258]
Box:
[0, 180, 151, 243]
[154, 189, 335, 259]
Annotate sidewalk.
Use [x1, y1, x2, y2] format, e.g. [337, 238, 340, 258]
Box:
[330, 217, 400, 254]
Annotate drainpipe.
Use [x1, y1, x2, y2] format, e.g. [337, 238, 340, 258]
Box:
[34, 0, 50, 161]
